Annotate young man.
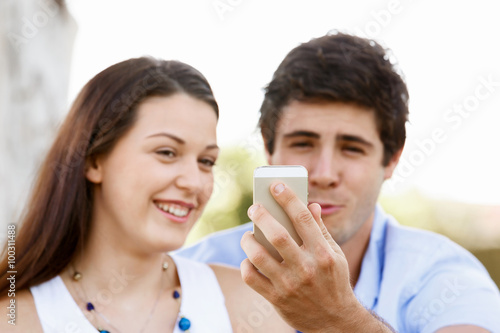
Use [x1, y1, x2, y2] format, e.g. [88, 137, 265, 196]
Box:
[177, 33, 500, 332]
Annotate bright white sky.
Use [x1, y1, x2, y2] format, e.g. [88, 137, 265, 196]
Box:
[66, 0, 500, 205]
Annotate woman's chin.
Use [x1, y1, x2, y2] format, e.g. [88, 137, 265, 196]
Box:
[151, 233, 189, 253]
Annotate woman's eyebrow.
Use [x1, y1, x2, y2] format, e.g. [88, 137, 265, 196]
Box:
[147, 132, 219, 151]
[146, 132, 185, 144]
[206, 144, 219, 150]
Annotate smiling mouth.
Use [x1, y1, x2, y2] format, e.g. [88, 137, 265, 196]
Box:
[154, 202, 191, 218]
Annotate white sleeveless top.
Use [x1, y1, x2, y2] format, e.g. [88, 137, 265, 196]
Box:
[30, 254, 233, 332]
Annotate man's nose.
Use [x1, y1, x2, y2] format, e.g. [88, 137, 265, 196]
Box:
[309, 149, 341, 188]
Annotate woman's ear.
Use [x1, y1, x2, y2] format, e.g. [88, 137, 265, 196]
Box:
[85, 156, 103, 184]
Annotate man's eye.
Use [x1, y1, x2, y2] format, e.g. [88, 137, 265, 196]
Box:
[290, 141, 312, 148]
[344, 146, 364, 154]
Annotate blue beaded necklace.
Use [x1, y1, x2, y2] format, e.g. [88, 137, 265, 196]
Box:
[72, 261, 191, 332]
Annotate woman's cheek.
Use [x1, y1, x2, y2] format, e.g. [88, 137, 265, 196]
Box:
[199, 173, 215, 203]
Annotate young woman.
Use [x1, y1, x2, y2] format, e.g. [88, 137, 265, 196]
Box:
[0, 57, 293, 332]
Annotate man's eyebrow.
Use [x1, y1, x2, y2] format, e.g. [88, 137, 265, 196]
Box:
[282, 131, 374, 148]
[337, 134, 374, 147]
[146, 132, 219, 150]
[283, 130, 320, 139]
[146, 132, 185, 144]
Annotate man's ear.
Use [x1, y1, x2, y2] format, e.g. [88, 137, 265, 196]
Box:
[85, 156, 103, 184]
[262, 134, 272, 165]
[383, 146, 404, 180]
[265, 150, 272, 165]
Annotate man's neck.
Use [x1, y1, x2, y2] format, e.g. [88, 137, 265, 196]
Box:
[340, 211, 375, 288]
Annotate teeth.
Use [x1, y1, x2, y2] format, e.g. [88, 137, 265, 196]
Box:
[156, 203, 189, 217]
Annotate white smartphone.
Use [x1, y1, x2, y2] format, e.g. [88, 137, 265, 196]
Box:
[253, 165, 308, 261]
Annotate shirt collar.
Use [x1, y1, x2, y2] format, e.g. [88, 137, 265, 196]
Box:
[353, 204, 388, 310]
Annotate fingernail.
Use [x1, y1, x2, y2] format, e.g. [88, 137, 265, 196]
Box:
[274, 183, 285, 195]
[248, 204, 259, 218]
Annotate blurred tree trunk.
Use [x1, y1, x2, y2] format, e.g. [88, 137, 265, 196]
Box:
[0, 0, 77, 243]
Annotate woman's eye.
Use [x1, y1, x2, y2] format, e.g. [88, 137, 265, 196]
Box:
[156, 149, 176, 158]
[199, 158, 216, 168]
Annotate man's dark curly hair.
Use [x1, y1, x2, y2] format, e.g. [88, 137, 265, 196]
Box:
[259, 32, 409, 165]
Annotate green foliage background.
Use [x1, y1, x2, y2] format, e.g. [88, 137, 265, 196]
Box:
[187, 147, 500, 288]
[186, 146, 266, 243]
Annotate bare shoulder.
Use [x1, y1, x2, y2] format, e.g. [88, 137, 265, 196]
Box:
[209, 263, 244, 292]
[0, 289, 43, 333]
[210, 264, 294, 333]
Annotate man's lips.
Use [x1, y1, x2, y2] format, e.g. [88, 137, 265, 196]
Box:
[309, 202, 344, 215]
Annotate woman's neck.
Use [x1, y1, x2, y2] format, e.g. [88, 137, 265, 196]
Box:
[60, 233, 182, 332]
[65, 215, 181, 306]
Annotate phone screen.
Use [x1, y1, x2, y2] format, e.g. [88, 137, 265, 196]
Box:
[253, 165, 308, 261]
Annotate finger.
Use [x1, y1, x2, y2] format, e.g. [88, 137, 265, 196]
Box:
[247, 204, 302, 264]
[309, 203, 343, 254]
[270, 182, 323, 246]
[308, 202, 322, 224]
[240, 258, 274, 298]
[240, 230, 285, 278]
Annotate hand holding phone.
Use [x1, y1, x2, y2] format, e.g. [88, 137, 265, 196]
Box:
[253, 165, 308, 261]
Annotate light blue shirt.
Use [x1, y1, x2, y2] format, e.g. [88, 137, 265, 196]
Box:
[176, 205, 500, 332]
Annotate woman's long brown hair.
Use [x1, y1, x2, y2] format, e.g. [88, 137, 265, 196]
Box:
[0, 57, 218, 294]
